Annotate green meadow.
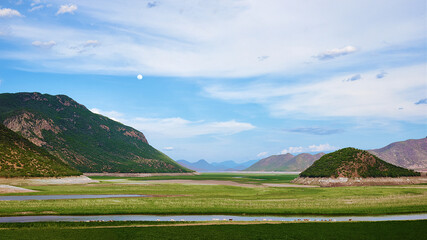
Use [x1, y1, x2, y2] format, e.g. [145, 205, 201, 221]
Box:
[89, 172, 299, 183]
[0, 220, 425, 240]
[1, 173, 426, 216]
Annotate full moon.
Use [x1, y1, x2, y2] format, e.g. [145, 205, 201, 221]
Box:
[137, 74, 143, 80]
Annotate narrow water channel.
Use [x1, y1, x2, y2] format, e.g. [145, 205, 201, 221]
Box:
[0, 214, 426, 223]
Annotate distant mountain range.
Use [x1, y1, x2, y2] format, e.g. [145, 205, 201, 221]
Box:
[177, 159, 258, 172]
[245, 137, 427, 172]
[0, 92, 191, 173]
[0, 123, 80, 177]
[245, 153, 325, 172]
[369, 138, 427, 170]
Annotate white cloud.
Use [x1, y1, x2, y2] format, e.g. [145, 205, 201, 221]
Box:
[0, 8, 22, 17]
[344, 74, 361, 82]
[56, 4, 78, 15]
[1, 1, 425, 77]
[83, 40, 100, 48]
[90, 108, 123, 121]
[29, 5, 44, 12]
[256, 151, 268, 158]
[281, 144, 337, 154]
[31, 0, 41, 7]
[281, 146, 304, 154]
[307, 144, 337, 152]
[32, 40, 56, 49]
[376, 71, 387, 79]
[314, 46, 357, 60]
[163, 146, 174, 151]
[205, 64, 427, 121]
[0, 24, 12, 36]
[129, 117, 255, 138]
[89, 108, 255, 138]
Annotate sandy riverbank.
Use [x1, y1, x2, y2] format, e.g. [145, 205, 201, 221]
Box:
[0, 185, 37, 194]
[84, 172, 198, 177]
[0, 176, 98, 186]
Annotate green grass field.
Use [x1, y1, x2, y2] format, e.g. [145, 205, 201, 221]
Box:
[1, 173, 426, 216]
[0, 220, 425, 240]
[89, 172, 299, 184]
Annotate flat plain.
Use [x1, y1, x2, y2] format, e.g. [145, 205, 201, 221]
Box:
[0, 173, 426, 240]
[0, 173, 426, 216]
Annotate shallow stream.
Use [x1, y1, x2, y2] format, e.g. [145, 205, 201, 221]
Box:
[0, 214, 426, 223]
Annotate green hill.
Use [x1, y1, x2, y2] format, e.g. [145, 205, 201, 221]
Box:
[0, 123, 80, 177]
[0, 92, 191, 173]
[300, 147, 420, 178]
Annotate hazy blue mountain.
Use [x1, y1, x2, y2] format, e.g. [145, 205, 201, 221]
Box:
[246, 153, 325, 172]
[177, 159, 259, 172]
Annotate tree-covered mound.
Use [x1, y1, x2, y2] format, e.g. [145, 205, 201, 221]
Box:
[300, 147, 420, 178]
[0, 92, 192, 173]
[0, 123, 81, 177]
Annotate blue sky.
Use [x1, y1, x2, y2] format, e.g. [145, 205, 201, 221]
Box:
[0, 0, 426, 163]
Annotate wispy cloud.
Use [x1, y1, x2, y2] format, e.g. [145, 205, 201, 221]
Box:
[287, 127, 344, 135]
[344, 74, 361, 82]
[205, 64, 427, 121]
[31, 0, 41, 7]
[308, 143, 337, 152]
[314, 46, 357, 60]
[281, 144, 337, 154]
[90, 108, 124, 121]
[29, 5, 44, 12]
[376, 71, 387, 79]
[0, 8, 22, 17]
[83, 40, 100, 48]
[32, 40, 56, 49]
[415, 98, 427, 105]
[257, 56, 269, 61]
[56, 4, 77, 15]
[163, 146, 174, 151]
[1, 1, 424, 77]
[147, 1, 158, 8]
[256, 152, 268, 158]
[90, 108, 255, 138]
[281, 146, 304, 154]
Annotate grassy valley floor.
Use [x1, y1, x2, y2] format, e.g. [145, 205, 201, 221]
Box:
[0, 220, 425, 240]
[0, 173, 426, 216]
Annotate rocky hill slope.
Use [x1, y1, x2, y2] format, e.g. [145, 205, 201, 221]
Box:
[245, 153, 324, 171]
[0, 92, 191, 173]
[0, 123, 80, 177]
[369, 138, 427, 170]
[300, 148, 420, 178]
